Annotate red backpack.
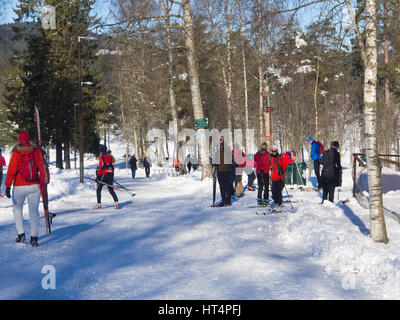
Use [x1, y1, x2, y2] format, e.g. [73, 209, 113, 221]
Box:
[317, 141, 325, 155]
[17, 151, 39, 182]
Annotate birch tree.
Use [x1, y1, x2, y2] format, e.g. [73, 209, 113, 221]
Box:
[343, 0, 388, 243]
[182, 0, 213, 179]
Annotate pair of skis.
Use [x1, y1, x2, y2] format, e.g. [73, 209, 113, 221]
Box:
[34, 106, 53, 234]
[83, 175, 136, 197]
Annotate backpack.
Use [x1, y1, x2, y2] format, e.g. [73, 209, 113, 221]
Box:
[101, 155, 114, 172]
[317, 141, 325, 155]
[18, 151, 39, 182]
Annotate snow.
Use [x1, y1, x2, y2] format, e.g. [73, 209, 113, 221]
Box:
[1, 141, 400, 300]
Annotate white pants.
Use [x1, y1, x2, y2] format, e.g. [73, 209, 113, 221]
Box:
[12, 184, 41, 237]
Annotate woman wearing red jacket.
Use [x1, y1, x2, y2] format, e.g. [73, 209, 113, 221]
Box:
[254, 142, 270, 205]
[94, 145, 119, 209]
[5, 131, 46, 247]
[270, 145, 288, 212]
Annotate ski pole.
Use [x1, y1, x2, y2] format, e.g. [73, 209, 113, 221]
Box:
[84, 176, 136, 197]
[113, 179, 135, 192]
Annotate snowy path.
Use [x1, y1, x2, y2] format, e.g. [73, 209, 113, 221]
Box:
[1, 165, 400, 299]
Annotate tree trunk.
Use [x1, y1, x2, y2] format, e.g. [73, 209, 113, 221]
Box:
[257, 0, 264, 146]
[64, 143, 71, 170]
[237, 0, 249, 152]
[314, 56, 320, 140]
[224, 0, 233, 140]
[363, 0, 388, 243]
[182, 0, 212, 179]
[56, 142, 63, 169]
[160, 0, 179, 162]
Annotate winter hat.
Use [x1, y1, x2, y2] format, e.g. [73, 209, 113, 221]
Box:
[271, 145, 279, 151]
[99, 144, 107, 154]
[18, 131, 30, 145]
[331, 141, 339, 149]
[261, 142, 268, 149]
[307, 136, 313, 143]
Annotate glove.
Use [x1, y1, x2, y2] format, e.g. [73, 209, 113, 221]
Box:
[6, 187, 11, 198]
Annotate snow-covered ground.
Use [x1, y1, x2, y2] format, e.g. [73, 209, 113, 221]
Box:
[1, 143, 400, 300]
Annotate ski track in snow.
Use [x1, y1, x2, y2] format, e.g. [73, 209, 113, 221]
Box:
[0, 160, 400, 299]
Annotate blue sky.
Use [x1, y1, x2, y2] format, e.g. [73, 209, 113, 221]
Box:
[2, 0, 113, 24]
[2, 0, 322, 28]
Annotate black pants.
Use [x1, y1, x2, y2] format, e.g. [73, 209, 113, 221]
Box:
[97, 174, 118, 203]
[323, 183, 336, 203]
[217, 171, 232, 205]
[131, 169, 136, 178]
[256, 172, 269, 200]
[271, 180, 284, 206]
[314, 160, 321, 188]
[145, 166, 150, 177]
[247, 171, 256, 187]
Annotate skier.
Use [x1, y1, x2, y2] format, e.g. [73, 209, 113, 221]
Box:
[216, 136, 234, 207]
[307, 136, 323, 189]
[5, 131, 47, 247]
[94, 145, 120, 209]
[129, 154, 138, 178]
[0, 147, 6, 194]
[232, 144, 246, 198]
[143, 156, 151, 177]
[321, 141, 342, 203]
[269, 145, 288, 212]
[254, 142, 270, 205]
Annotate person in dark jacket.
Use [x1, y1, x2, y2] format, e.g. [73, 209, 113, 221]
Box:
[216, 137, 234, 207]
[143, 156, 151, 177]
[129, 155, 138, 178]
[186, 155, 192, 173]
[321, 141, 342, 203]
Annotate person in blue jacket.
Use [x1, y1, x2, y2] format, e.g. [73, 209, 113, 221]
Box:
[308, 136, 322, 189]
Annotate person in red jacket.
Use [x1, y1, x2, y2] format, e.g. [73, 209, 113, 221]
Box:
[0, 147, 6, 194]
[270, 145, 288, 212]
[254, 142, 270, 205]
[5, 131, 46, 247]
[94, 145, 119, 209]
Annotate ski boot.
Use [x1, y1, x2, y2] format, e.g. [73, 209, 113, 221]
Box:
[15, 233, 26, 243]
[30, 236, 39, 247]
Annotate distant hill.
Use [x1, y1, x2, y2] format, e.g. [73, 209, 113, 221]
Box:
[0, 22, 29, 58]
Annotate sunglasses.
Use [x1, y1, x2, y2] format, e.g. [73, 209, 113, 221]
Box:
[271, 150, 278, 153]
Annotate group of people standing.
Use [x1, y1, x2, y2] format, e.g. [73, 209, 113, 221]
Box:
[213, 135, 343, 210]
[213, 137, 291, 211]
[308, 136, 342, 203]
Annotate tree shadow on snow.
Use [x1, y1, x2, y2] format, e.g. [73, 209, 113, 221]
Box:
[338, 203, 370, 236]
[39, 220, 105, 245]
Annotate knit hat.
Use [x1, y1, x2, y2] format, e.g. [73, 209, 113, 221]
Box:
[307, 136, 313, 143]
[18, 131, 30, 145]
[331, 141, 339, 149]
[271, 145, 279, 151]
